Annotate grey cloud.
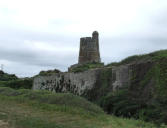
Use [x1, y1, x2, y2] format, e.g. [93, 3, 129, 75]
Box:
[0, 30, 78, 75]
[1, 3, 167, 77]
[1, 27, 167, 77]
[0, 27, 79, 46]
[0, 43, 77, 68]
[152, 9, 167, 26]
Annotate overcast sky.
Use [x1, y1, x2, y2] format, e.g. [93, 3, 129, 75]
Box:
[0, 0, 167, 77]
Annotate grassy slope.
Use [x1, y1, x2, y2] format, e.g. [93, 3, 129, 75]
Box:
[99, 50, 167, 125]
[106, 49, 167, 66]
[0, 87, 163, 128]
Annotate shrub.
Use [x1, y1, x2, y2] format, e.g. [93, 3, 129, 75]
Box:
[0, 78, 33, 89]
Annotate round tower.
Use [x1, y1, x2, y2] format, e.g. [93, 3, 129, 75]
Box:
[92, 31, 99, 39]
[78, 31, 101, 64]
[92, 31, 99, 47]
[92, 31, 100, 61]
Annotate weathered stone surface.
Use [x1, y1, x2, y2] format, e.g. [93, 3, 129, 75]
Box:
[33, 68, 106, 95]
[33, 65, 131, 96]
[33, 61, 154, 100]
[112, 65, 130, 91]
[68, 31, 102, 72]
[79, 31, 101, 64]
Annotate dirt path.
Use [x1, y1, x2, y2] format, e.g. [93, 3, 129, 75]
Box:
[0, 120, 9, 128]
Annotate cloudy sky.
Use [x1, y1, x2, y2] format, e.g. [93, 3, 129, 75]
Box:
[0, 0, 167, 77]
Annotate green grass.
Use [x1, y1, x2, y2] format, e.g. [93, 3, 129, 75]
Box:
[2, 50, 167, 127]
[93, 50, 167, 125]
[106, 49, 167, 67]
[0, 87, 165, 128]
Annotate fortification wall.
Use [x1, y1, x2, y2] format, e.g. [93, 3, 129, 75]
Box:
[33, 65, 132, 96]
[33, 68, 104, 95]
[33, 61, 153, 101]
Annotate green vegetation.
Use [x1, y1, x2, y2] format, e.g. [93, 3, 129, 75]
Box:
[70, 62, 104, 73]
[106, 49, 167, 67]
[0, 78, 33, 89]
[99, 50, 167, 125]
[30, 49, 167, 126]
[0, 87, 104, 116]
[0, 87, 163, 128]
[2, 50, 167, 127]
[0, 70, 33, 89]
[82, 68, 113, 103]
[0, 70, 18, 81]
[38, 69, 61, 76]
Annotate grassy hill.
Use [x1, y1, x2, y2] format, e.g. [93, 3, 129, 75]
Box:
[106, 49, 167, 66]
[99, 50, 167, 125]
[73, 50, 167, 125]
[2, 50, 167, 127]
[0, 87, 163, 128]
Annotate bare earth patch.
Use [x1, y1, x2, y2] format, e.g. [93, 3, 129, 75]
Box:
[0, 120, 9, 128]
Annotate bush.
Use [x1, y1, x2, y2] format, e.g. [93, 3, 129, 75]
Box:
[0, 78, 33, 89]
[100, 88, 145, 118]
[0, 70, 18, 81]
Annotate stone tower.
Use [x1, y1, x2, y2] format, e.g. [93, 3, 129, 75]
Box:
[78, 31, 101, 64]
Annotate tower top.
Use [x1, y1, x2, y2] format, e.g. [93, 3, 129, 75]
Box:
[92, 31, 99, 36]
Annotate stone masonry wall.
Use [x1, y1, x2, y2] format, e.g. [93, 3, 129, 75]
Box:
[33, 65, 132, 96]
[33, 61, 153, 99]
[33, 68, 103, 95]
